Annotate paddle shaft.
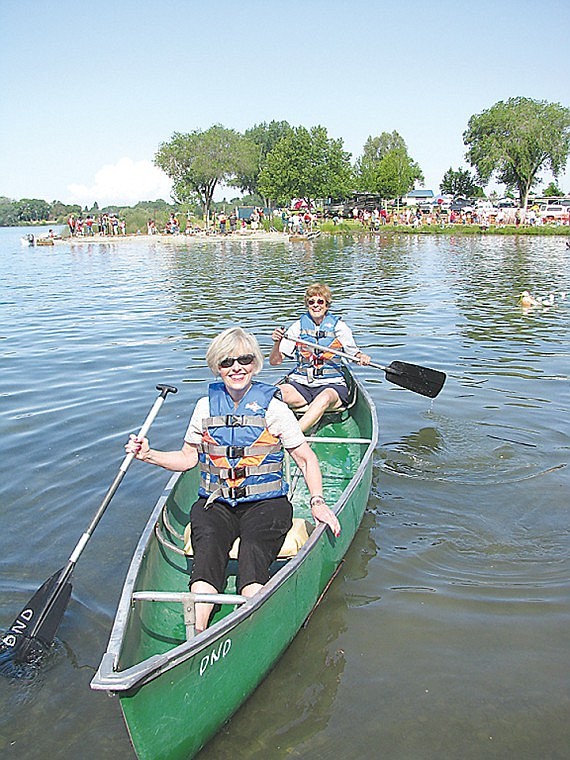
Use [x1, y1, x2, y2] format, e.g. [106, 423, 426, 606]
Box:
[286, 335, 385, 370]
[285, 335, 446, 398]
[6, 384, 177, 649]
[67, 384, 177, 568]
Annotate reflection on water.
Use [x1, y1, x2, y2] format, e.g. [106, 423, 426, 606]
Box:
[0, 228, 569, 759]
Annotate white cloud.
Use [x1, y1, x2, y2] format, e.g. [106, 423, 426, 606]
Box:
[67, 157, 173, 206]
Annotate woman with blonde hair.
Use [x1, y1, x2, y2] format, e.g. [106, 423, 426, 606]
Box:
[270, 283, 370, 431]
[126, 327, 339, 632]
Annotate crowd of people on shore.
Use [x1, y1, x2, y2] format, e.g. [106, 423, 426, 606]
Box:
[346, 204, 569, 230]
[67, 213, 126, 237]
[146, 209, 272, 237]
[65, 201, 568, 240]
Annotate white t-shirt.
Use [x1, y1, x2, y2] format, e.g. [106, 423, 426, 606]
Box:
[184, 395, 305, 451]
[280, 318, 359, 387]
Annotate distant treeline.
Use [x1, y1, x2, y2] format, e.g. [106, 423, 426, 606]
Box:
[0, 195, 254, 230]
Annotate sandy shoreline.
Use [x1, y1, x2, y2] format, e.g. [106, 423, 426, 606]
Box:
[58, 230, 288, 244]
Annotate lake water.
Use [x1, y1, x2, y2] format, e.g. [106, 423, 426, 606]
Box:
[0, 227, 569, 759]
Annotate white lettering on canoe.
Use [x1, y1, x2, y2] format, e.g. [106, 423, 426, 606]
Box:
[199, 638, 232, 676]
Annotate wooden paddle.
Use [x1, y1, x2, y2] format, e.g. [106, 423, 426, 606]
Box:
[0, 384, 177, 668]
[288, 336, 446, 398]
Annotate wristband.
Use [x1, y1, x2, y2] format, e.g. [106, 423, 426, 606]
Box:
[310, 495, 326, 507]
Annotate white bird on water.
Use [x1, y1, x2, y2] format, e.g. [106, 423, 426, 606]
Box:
[519, 290, 568, 309]
[537, 291, 555, 307]
[519, 290, 539, 307]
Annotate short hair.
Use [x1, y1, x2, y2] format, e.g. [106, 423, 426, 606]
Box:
[304, 283, 332, 306]
[205, 327, 264, 375]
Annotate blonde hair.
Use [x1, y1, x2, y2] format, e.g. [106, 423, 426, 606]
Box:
[304, 283, 332, 307]
[205, 327, 264, 375]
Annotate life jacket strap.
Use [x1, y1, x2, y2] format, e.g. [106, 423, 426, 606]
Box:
[198, 442, 280, 458]
[203, 414, 266, 428]
[200, 461, 282, 479]
[204, 479, 284, 508]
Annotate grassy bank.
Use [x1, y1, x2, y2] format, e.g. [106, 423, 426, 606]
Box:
[314, 220, 570, 237]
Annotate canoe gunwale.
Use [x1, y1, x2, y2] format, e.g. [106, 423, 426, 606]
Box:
[91, 374, 377, 693]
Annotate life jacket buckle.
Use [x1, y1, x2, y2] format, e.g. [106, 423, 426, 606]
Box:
[225, 414, 242, 426]
[228, 466, 246, 480]
[228, 485, 247, 500]
[227, 445, 245, 459]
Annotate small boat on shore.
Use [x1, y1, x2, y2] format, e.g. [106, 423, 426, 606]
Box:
[20, 234, 55, 247]
[91, 368, 377, 759]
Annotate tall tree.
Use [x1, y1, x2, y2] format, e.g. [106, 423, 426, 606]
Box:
[155, 125, 258, 224]
[440, 166, 481, 197]
[356, 131, 423, 200]
[375, 148, 424, 202]
[463, 97, 570, 208]
[358, 130, 406, 167]
[258, 126, 353, 206]
[237, 120, 293, 197]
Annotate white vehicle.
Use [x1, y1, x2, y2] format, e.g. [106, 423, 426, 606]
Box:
[474, 199, 495, 212]
[538, 204, 569, 221]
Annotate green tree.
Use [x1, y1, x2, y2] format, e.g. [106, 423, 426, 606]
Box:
[155, 125, 258, 225]
[375, 148, 424, 202]
[356, 131, 406, 171]
[463, 97, 570, 208]
[15, 198, 52, 222]
[543, 181, 563, 197]
[237, 120, 293, 197]
[440, 166, 481, 197]
[356, 131, 423, 201]
[0, 197, 18, 226]
[258, 125, 353, 206]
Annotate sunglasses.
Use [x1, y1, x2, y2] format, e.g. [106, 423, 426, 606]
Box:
[219, 354, 255, 369]
[307, 298, 326, 306]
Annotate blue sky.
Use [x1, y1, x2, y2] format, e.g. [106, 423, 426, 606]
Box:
[1, 0, 569, 206]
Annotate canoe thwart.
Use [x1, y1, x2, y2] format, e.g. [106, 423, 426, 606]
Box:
[132, 591, 247, 641]
[304, 436, 373, 444]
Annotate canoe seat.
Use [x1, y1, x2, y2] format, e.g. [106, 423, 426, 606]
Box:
[183, 517, 313, 559]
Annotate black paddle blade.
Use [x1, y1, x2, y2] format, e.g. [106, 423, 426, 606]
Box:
[0, 569, 72, 666]
[384, 361, 446, 398]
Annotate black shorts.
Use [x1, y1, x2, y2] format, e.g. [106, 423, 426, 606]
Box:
[189, 496, 293, 593]
[286, 378, 350, 406]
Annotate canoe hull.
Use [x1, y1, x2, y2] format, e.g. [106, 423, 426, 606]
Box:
[92, 372, 377, 759]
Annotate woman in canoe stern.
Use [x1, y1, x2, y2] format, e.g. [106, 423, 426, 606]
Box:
[270, 283, 371, 432]
[125, 327, 340, 632]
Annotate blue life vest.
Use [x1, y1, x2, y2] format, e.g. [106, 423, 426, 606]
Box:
[198, 381, 288, 507]
[294, 312, 345, 381]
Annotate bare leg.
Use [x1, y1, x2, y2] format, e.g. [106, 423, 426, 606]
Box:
[241, 582, 263, 597]
[298, 388, 342, 432]
[279, 382, 309, 409]
[190, 579, 218, 633]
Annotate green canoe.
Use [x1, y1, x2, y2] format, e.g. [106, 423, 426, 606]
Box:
[91, 369, 378, 759]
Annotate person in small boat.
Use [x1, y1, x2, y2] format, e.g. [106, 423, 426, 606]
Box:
[125, 327, 340, 632]
[270, 283, 371, 432]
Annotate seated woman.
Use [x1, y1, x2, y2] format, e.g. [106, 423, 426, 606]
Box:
[125, 327, 340, 632]
[270, 283, 371, 432]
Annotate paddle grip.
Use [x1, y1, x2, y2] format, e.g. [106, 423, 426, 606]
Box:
[120, 384, 178, 472]
[78, 385, 179, 550]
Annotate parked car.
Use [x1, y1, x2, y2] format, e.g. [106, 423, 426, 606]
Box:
[538, 204, 569, 221]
